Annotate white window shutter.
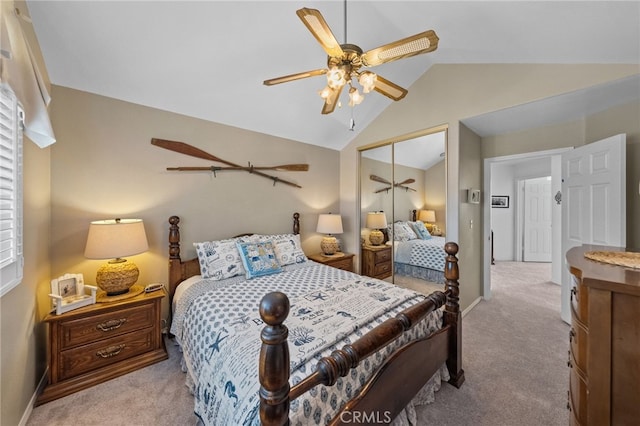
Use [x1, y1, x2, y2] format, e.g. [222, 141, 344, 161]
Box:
[0, 85, 24, 296]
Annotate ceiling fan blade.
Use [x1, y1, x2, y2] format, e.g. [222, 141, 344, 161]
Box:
[372, 75, 408, 101]
[321, 84, 344, 114]
[296, 8, 344, 58]
[361, 30, 439, 67]
[263, 69, 327, 86]
[370, 174, 392, 185]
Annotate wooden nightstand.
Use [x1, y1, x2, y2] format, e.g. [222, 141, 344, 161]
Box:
[36, 289, 168, 405]
[361, 245, 392, 280]
[308, 252, 355, 272]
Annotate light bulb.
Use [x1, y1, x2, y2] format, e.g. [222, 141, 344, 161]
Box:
[358, 71, 377, 93]
[327, 66, 346, 89]
[318, 86, 332, 101]
[348, 86, 364, 106]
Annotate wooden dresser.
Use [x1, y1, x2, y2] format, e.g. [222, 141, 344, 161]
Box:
[566, 245, 640, 425]
[361, 245, 392, 280]
[36, 289, 168, 405]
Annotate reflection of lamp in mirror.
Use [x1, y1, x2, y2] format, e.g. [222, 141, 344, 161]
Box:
[418, 210, 436, 232]
[84, 218, 149, 296]
[316, 213, 343, 256]
[366, 212, 387, 246]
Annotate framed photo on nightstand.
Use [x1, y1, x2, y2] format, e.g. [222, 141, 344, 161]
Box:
[49, 273, 97, 315]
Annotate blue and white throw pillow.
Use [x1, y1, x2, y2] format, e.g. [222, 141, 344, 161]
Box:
[236, 241, 283, 279]
[194, 238, 248, 280]
[411, 221, 432, 240]
[251, 234, 307, 266]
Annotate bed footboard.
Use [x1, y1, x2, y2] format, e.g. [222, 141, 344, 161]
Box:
[259, 242, 464, 425]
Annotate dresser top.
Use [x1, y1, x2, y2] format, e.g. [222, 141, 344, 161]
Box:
[567, 245, 640, 296]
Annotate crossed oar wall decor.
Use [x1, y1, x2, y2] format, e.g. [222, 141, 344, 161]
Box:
[151, 138, 308, 188]
[370, 174, 416, 193]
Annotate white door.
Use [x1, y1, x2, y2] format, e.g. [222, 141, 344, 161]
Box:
[560, 134, 626, 323]
[523, 177, 552, 262]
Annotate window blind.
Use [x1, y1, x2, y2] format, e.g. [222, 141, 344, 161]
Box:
[0, 85, 24, 296]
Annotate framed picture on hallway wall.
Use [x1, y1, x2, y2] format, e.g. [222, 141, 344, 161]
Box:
[491, 195, 509, 208]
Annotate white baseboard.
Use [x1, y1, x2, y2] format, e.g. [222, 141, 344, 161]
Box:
[462, 296, 483, 317]
[20, 368, 48, 426]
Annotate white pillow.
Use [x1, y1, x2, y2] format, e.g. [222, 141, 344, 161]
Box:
[193, 237, 252, 280]
[393, 222, 418, 241]
[250, 234, 307, 266]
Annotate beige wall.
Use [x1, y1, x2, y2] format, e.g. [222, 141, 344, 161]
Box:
[341, 64, 640, 311]
[1, 1, 53, 424]
[49, 86, 341, 318]
[423, 159, 446, 235]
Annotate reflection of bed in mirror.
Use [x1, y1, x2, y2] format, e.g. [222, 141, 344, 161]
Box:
[390, 221, 447, 284]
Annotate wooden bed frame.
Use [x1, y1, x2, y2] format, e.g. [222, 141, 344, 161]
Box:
[167, 213, 464, 425]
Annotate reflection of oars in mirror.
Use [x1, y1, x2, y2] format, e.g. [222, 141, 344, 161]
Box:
[394, 178, 416, 192]
[370, 174, 392, 185]
[151, 138, 303, 188]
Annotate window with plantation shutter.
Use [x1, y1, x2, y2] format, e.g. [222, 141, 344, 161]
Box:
[0, 85, 24, 297]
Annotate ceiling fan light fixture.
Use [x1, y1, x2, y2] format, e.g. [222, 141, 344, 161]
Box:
[358, 71, 377, 93]
[318, 86, 333, 101]
[327, 66, 346, 89]
[348, 86, 364, 107]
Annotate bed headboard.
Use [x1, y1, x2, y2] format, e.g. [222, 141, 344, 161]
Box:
[167, 212, 300, 305]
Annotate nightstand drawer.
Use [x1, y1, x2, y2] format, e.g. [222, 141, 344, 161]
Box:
[60, 303, 155, 349]
[373, 261, 391, 276]
[329, 257, 354, 271]
[59, 328, 156, 380]
[373, 248, 391, 263]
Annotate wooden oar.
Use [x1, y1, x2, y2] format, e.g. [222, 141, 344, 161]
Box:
[374, 186, 392, 194]
[151, 138, 302, 188]
[167, 164, 309, 172]
[395, 178, 415, 186]
[370, 174, 392, 185]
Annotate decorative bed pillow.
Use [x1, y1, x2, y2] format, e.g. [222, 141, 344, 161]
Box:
[393, 222, 418, 241]
[250, 234, 308, 266]
[236, 241, 283, 279]
[411, 221, 432, 240]
[194, 238, 247, 280]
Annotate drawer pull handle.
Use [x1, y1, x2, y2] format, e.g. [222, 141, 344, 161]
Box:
[567, 391, 571, 411]
[96, 344, 125, 358]
[570, 287, 578, 302]
[567, 350, 573, 368]
[569, 329, 575, 343]
[97, 318, 127, 332]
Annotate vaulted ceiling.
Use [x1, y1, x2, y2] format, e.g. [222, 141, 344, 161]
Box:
[27, 1, 640, 151]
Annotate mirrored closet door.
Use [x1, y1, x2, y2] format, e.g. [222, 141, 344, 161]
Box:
[359, 126, 447, 286]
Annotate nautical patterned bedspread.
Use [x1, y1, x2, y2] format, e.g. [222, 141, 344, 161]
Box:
[395, 236, 446, 272]
[171, 262, 446, 425]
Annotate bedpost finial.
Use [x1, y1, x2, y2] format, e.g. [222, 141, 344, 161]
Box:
[169, 215, 180, 225]
[260, 292, 290, 326]
[444, 242, 458, 256]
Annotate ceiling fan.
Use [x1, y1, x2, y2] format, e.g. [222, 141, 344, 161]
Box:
[263, 6, 439, 114]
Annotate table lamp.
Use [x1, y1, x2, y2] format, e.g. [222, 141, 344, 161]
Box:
[84, 218, 149, 296]
[418, 209, 436, 232]
[316, 213, 343, 256]
[366, 212, 387, 246]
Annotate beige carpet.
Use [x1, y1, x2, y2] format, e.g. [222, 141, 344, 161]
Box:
[28, 261, 568, 426]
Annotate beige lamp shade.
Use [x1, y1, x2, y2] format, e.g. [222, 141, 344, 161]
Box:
[418, 210, 436, 232]
[316, 214, 343, 256]
[366, 212, 387, 246]
[84, 219, 149, 296]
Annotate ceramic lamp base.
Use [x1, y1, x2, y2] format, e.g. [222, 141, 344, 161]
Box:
[96, 259, 139, 296]
[369, 229, 384, 246]
[320, 235, 339, 256]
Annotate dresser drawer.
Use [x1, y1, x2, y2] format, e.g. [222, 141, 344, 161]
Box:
[570, 274, 589, 324]
[569, 362, 588, 425]
[59, 303, 155, 350]
[59, 327, 156, 380]
[330, 257, 354, 271]
[373, 248, 391, 263]
[569, 321, 588, 374]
